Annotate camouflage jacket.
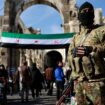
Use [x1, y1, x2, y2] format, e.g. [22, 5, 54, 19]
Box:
[68, 25, 105, 81]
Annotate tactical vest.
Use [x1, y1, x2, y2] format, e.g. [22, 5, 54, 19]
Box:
[69, 25, 105, 81]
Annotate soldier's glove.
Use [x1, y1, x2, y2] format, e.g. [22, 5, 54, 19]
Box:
[71, 47, 78, 57]
[84, 46, 93, 55]
[76, 46, 93, 57]
[72, 46, 93, 57]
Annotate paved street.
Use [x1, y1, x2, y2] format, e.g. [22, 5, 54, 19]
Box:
[7, 89, 56, 105]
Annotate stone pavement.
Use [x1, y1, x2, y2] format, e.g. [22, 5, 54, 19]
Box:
[7, 89, 57, 105]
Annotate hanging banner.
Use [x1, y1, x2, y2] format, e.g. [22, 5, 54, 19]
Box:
[0, 32, 75, 49]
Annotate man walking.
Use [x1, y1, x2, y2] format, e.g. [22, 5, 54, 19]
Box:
[15, 61, 31, 102]
[54, 61, 65, 101]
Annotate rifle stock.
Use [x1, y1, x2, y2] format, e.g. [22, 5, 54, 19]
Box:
[56, 80, 74, 105]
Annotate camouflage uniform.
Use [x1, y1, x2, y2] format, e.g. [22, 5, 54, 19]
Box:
[68, 25, 105, 105]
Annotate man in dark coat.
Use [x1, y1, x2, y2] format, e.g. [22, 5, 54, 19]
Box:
[30, 63, 44, 98]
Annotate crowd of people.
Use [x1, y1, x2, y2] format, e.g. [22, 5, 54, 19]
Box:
[0, 60, 71, 104]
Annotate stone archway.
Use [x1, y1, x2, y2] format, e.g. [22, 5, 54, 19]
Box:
[16, 3, 63, 34]
[1, 0, 79, 68]
[44, 50, 63, 69]
[3, 0, 78, 33]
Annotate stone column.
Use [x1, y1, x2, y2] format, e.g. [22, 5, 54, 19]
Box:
[2, 0, 18, 68]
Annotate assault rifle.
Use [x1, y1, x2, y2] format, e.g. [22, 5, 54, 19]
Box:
[56, 79, 74, 105]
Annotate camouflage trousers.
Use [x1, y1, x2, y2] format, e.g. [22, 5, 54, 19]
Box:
[74, 80, 105, 105]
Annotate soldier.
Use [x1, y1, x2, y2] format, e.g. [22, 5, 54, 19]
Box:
[68, 2, 105, 105]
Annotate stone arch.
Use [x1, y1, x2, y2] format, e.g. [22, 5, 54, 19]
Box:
[3, 0, 78, 33]
[16, 1, 60, 17]
[15, 1, 64, 32]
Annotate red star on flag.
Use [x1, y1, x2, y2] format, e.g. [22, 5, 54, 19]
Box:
[16, 39, 19, 43]
[34, 40, 39, 43]
[54, 40, 59, 44]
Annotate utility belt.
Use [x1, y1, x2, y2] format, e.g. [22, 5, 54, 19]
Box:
[88, 78, 105, 82]
[74, 75, 105, 83]
[86, 73, 105, 82]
